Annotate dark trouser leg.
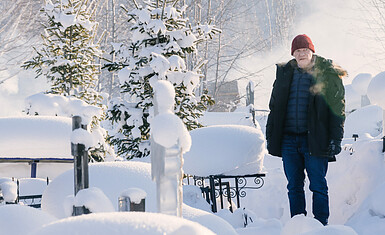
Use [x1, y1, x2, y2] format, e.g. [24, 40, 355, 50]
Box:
[305, 154, 329, 225]
[282, 135, 307, 217]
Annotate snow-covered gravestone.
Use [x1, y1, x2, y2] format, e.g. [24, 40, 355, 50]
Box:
[352, 73, 372, 107]
[151, 80, 191, 217]
[367, 71, 385, 151]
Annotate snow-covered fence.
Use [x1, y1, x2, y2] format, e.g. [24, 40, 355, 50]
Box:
[0, 177, 48, 208]
[0, 116, 74, 179]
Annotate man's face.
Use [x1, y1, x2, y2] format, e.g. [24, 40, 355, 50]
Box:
[293, 48, 313, 69]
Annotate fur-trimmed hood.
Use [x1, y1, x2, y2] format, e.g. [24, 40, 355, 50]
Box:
[277, 55, 348, 78]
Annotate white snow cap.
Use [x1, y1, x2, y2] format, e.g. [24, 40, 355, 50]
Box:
[151, 111, 191, 152]
[367, 71, 385, 109]
[351, 73, 372, 95]
[73, 187, 115, 213]
[25, 93, 102, 125]
[152, 80, 175, 113]
[71, 128, 96, 149]
[183, 125, 265, 177]
[151, 79, 192, 152]
[0, 180, 17, 202]
[120, 188, 147, 204]
[0, 116, 72, 158]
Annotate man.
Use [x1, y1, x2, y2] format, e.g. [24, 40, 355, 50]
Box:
[266, 34, 346, 225]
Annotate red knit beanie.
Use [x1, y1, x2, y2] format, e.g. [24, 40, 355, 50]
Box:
[291, 34, 315, 55]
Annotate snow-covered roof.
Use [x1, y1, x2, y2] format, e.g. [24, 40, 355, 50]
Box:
[0, 116, 72, 159]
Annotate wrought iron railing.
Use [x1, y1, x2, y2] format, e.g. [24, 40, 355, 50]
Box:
[185, 173, 266, 213]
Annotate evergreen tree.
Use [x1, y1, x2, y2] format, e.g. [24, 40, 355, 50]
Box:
[22, 0, 112, 162]
[22, 0, 103, 106]
[105, 0, 218, 159]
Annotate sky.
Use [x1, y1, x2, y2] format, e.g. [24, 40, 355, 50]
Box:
[238, 0, 385, 110]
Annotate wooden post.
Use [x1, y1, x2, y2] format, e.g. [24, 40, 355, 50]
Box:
[71, 116, 90, 216]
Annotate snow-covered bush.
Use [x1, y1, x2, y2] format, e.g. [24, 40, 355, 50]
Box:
[104, 1, 219, 159]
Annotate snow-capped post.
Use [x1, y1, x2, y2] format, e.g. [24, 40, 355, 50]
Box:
[151, 80, 191, 217]
[367, 71, 385, 152]
[118, 188, 146, 212]
[71, 116, 90, 215]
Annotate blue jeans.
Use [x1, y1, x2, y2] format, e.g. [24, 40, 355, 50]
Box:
[281, 134, 329, 225]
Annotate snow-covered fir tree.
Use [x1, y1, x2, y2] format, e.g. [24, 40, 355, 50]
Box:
[105, 0, 219, 159]
[22, 0, 113, 162]
[22, 0, 103, 106]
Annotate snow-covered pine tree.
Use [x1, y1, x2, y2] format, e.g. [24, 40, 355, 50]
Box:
[22, 0, 112, 162]
[105, 0, 218, 159]
[22, 0, 103, 106]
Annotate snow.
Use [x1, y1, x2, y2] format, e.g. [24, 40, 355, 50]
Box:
[280, 214, 323, 235]
[151, 79, 191, 152]
[345, 84, 361, 113]
[25, 93, 102, 125]
[42, 161, 156, 218]
[344, 104, 383, 139]
[182, 204, 238, 235]
[18, 178, 48, 196]
[183, 125, 265, 176]
[32, 212, 215, 235]
[72, 187, 115, 213]
[0, 205, 56, 235]
[367, 71, 385, 109]
[0, 116, 72, 158]
[71, 128, 95, 149]
[0, 179, 17, 202]
[351, 73, 372, 95]
[120, 188, 147, 204]
[199, 111, 255, 127]
[151, 112, 191, 151]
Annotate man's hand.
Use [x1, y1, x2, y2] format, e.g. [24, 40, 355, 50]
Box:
[328, 140, 341, 156]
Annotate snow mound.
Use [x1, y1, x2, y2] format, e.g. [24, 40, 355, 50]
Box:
[367, 71, 385, 109]
[344, 105, 383, 139]
[183, 125, 265, 176]
[199, 111, 255, 127]
[0, 116, 72, 158]
[344, 84, 361, 113]
[351, 73, 372, 95]
[300, 225, 358, 235]
[280, 214, 323, 235]
[0, 205, 56, 235]
[182, 204, 238, 235]
[346, 181, 385, 235]
[32, 212, 215, 235]
[42, 161, 156, 218]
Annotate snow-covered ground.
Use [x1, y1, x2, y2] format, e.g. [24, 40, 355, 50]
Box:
[1, 99, 385, 234]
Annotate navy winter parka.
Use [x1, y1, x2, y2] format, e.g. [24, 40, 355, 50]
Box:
[266, 55, 346, 161]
